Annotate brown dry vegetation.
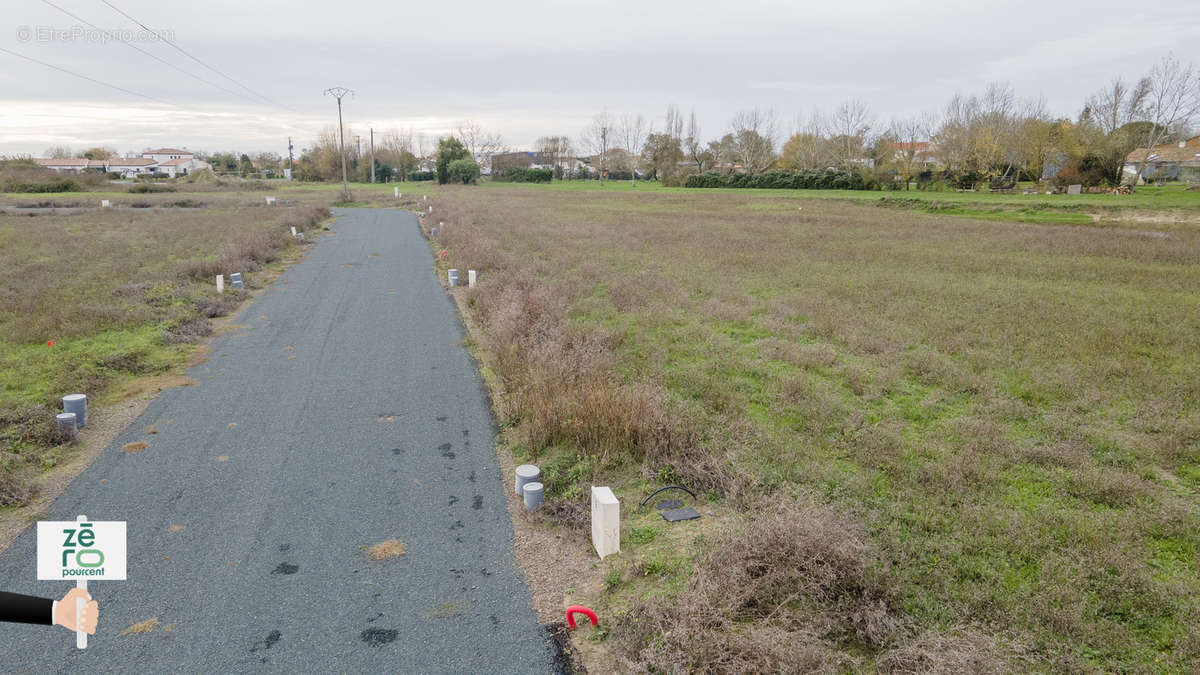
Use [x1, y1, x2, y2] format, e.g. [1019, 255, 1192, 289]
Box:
[366, 539, 408, 561]
[421, 182, 1200, 671]
[0, 196, 329, 505]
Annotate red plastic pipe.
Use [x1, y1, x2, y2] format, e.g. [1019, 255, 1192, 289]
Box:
[565, 605, 598, 629]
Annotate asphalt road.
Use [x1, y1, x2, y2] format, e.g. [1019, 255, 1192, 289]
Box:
[0, 208, 560, 672]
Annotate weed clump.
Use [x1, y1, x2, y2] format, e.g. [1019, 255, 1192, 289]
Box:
[614, 498, 906, 672]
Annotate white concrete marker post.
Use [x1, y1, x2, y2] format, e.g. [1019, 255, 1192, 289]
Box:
[468, 270, 477, 288]
[290, 226, 297, 237]
[394, 187, 399, 198]
[37, 515, 127, 650]
[216, 274, 224, 293]
[591, 486, 620, 559]
[100, 200, 110, 208]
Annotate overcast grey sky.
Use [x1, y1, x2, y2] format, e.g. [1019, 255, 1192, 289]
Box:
[1, 0, 1197, 156]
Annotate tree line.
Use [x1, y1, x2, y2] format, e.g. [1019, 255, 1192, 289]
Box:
[291, 54, 1198, 190]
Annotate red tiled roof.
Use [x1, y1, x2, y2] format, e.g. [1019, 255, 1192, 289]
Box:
[1125, 136, 1200, 163]
[36, 158, 90, 166]
[103, 158, 157, 167]
[157, 158, 193, 166]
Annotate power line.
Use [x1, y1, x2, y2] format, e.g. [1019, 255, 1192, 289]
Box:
[40, 0, 253, 105]
[99, 0, 294, 112]
[0, 45, 172, 105]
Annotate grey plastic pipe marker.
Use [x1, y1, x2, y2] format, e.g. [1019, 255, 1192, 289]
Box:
[523, 482, 544, 510]
[56, 412, 77, 437]
[515, 464, 540, 495]
[62, 394, 87, 428]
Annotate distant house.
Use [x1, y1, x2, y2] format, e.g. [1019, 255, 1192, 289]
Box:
[34, 146, 210, 178]
[1123, 136, 1200, 184]
[102, 158, 159, 176]
[142, 147, 195, 163]
[491, 151, 553, 175]
[492, 151, 583, 177]
[155, 157, 210, 178]
[891, 141, 938, 168]
[34, 158, 93, 173]
[35, 157, 157, 177]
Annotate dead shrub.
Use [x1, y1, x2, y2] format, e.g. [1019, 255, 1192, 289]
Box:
[473, 269, 691, 467]
[1066, 467, 1150, 507]
[0, 470, 37, 507]
[162, 316, 213, 344]
[99, 349, 155, 373]
[616, 497, 900, 672]
[194, 296, 238, 318]
[779, 374, 847, 433]
[877, 627, 1010, 674]
[1020, 437, 1091, 469]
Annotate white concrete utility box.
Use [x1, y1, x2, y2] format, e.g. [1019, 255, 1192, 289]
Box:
[591, 486, 620, 559]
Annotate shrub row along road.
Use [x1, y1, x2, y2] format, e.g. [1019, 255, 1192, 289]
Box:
[0, 208, 558, 671]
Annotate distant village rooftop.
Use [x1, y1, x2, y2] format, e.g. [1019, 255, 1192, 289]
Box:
[33, 147, 208, 178]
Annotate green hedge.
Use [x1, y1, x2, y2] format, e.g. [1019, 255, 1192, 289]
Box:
[0, 177, 81, 193]
[408, 171, 435, 182]
[495, 167, 553, 183]
[684, 169, 871, 190]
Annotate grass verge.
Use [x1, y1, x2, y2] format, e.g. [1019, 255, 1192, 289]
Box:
[0, 195, 330, 506]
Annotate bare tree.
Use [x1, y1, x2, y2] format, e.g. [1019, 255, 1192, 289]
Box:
[616, 113, 650, 184]
[455, 120, 506, 168]
[43, 146, 73, 158]
[778, 110, 833, 170]
[535, 135, 574, 178]
[580, 111, 614, 181]
[729, 108, 778, 172]
[1129, 54, 1200, 186]
[658, 104, 685, 184]
[829, 100, 873, 170]
[1085, 76, 1151, 135]
[684, 108, 711, 172]
[889, 113, 933, 189]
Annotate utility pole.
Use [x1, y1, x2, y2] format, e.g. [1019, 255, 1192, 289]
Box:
[323, 86, 354, 200]
[369, 127, 375, 184]
[286, 136, 294, 178]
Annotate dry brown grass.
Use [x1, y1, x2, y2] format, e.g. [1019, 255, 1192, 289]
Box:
[425, 182, 1200, 670]
[613, 498, 907, 672]
[121, 441, 149, 453]
[119, 617, 160, 636]
[877, 627, 1012, 674]
[366, 539, 407, 561]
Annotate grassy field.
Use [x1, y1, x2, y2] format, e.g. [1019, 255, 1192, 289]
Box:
[0, 185, 330, 505]
[4, 176, 1197, 669]
[412, 180, 1200, 671]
